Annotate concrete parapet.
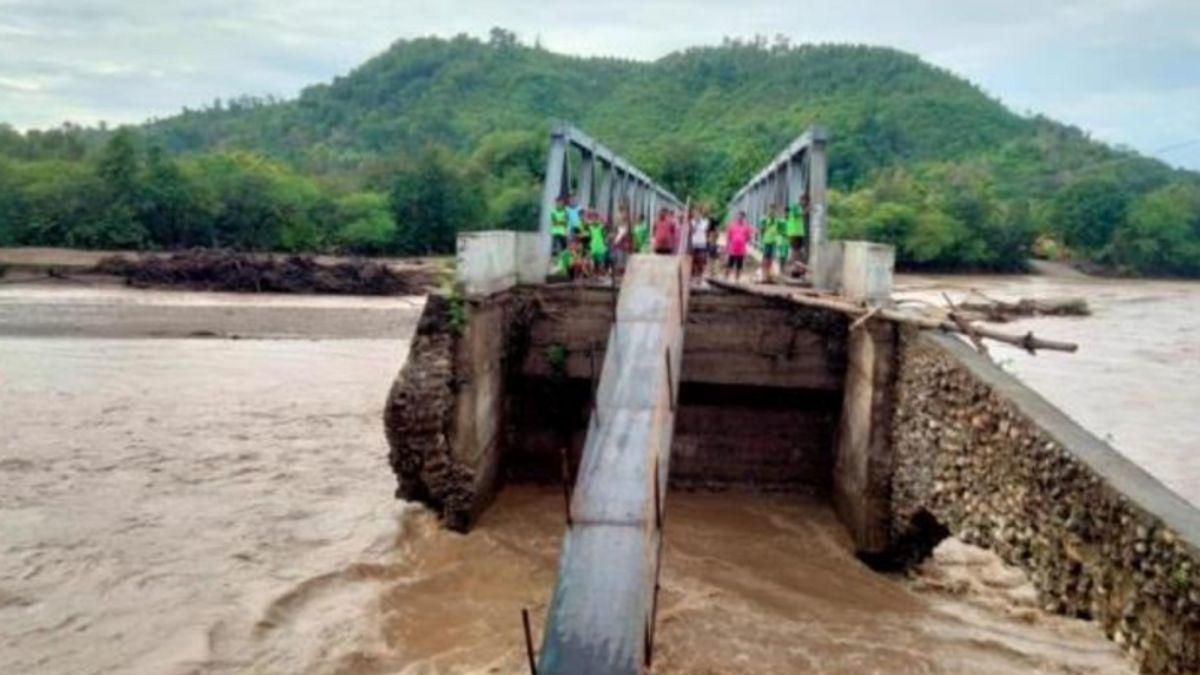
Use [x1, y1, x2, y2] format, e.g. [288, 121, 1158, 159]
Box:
[456, 230, 546, 295]
[839, 240, 895, 306]
[812, 240, 844, 293]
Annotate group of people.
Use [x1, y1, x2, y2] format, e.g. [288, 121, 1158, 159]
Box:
[548, 193, 809, 285]
[549, 194, 689, 280]
[723, 197, 810, 282]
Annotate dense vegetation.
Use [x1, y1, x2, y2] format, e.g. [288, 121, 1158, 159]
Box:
[2, 30, 1199, 275]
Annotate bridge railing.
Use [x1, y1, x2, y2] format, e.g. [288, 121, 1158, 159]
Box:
[726, 126, 829, 282]
[537, 123, 685, 276]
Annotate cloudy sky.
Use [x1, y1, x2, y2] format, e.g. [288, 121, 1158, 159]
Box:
[2, 0, 1198, 169]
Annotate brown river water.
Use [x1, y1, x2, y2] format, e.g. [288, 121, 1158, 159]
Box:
[4, 273, 1190, 674]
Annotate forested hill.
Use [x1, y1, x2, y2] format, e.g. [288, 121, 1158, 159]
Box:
[144, 34, 1028, 192]
[3, 32, 1199, 275]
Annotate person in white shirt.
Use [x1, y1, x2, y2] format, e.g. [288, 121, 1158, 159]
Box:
[689, 206, 711, 281]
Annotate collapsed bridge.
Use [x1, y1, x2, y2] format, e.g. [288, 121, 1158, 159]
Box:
[383, 123, 1200, 675]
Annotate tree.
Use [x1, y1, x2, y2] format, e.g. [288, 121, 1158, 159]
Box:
[1051, 177, 1129, 253]
[388, 146, 484, 255]
[76, 128, 147, 248]
[335, 192, 397, 254]
[1113, 182, 1200, 276]
[649, 138, 708, 201]
[139, 146, 195, 247]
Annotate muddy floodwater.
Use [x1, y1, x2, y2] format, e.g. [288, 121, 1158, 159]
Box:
[0, 278, 1173, 674]
[895, 267, 1200, 507]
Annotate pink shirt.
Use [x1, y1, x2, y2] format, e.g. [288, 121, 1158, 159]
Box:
[726, 219, 752, 256]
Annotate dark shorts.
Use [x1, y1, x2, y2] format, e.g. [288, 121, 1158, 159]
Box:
[726, 255, 745, 271]
[552, 234, 567, 256]
[762, 243, 776, 260]
[654, 246, 673, 255]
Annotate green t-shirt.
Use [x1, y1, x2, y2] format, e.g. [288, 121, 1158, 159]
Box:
[554, 248, 571, 275]
[633, 222, 650, 252]
[588, 223, 607, 255]
[785, 206, 806, 237]
[550, 208, 568, 236]
[760, 217, 782, 246]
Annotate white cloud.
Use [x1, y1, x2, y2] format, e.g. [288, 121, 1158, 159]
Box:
[0, 0, 1197, 169]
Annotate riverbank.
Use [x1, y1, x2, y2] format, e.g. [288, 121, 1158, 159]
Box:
[0, 247, 449, 296]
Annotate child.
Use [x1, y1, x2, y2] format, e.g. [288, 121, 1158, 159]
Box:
[567, 238, 587, 281]
[690, 206, 710, 280]
[550, 196, 569, 257]
[612, 207, 631, 276]
[653, 208, 677, 254]
[758, 205, 780, 283]
[565, 194, 583, 240]
[553, 241, 573, 278]
[633, 213, 650, 254]
[725, 211, 753, 282]
[588, 213, 609, 278]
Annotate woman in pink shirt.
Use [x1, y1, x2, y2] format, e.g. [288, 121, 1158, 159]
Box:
[724, 211, 753, 281]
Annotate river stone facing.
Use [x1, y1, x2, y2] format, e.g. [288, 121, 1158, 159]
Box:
[891, 328, 1200, 674]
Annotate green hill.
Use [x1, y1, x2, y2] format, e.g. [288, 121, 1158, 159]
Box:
[3, 32, 1199, 274]
[144, 35, 1034, 191]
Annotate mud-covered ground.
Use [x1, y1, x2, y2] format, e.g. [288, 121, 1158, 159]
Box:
[0, 247, 448, 296]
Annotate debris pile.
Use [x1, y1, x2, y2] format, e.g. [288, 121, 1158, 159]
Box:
[97, 250, 439, 296]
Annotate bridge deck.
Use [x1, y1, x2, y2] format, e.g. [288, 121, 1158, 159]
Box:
[537, 254, 690, 675]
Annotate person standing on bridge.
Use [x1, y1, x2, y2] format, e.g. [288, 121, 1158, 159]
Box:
[633, 212, 650, 254]
[690, 205, 711, 281]
[566, 194, 583, 241]
[612, 203, 632, 276]
[785, 197, 808, 277]
[725, 211, 753, 282]
[550, 196, 569, 257]
[758, 204, 784, 283]
[653, 207, 677, 255]
[587, 211, 610, 278]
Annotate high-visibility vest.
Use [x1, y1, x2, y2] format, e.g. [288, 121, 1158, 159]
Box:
[550, 208, 568, 236]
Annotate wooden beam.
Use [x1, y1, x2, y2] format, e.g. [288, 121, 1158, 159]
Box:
[708, 279, 1079, 354]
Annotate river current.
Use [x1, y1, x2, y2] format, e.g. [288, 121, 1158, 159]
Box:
[3, 273, 1188, 674]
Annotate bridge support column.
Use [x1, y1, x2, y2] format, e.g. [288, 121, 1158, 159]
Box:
[833, 318, 897, 555]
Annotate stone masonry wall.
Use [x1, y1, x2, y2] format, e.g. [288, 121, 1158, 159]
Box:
[892, 328, 1200, 674]
[383, 292, 532, 531]
[382, 295, 461, 516]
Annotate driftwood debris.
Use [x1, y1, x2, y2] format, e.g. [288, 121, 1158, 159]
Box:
[957, 296, 1090, 323]
[95, 250, 440, 296]
[708, 279, 1079, 354]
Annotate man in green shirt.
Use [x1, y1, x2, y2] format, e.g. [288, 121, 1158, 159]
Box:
[785, 198, 808, 275]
